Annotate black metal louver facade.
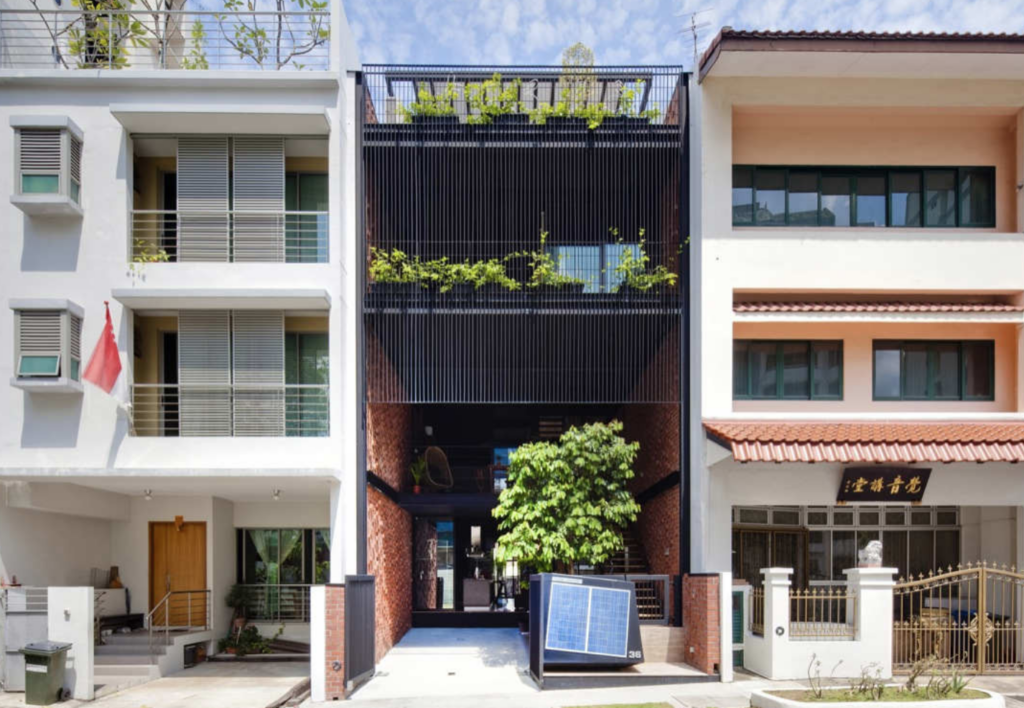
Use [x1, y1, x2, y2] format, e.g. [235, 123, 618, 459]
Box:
[362, 64, 688, 404]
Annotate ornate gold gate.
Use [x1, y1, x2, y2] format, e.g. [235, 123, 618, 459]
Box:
[894, 562, 1024, 673]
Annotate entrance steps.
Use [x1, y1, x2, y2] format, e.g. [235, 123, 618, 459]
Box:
[604, 528, 650, 574]
[92, 629, 214, 695]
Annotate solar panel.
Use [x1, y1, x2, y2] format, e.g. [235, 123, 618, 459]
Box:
[544, 581, 631, 658]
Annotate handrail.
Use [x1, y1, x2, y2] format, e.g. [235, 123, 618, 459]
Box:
[147, 589, 211, 665]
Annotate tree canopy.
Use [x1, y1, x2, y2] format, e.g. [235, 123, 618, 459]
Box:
[492, 420, 641, 572]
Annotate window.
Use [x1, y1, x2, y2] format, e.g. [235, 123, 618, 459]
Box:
[873, 341, 994, 401]
[11, 116, 84, 216]
[546, 242, 641, 293]
[239, 528, 329, 585]
[733, 340, 842, 400]
[11, 301, 83, 386]
[732, 166, 995, 229]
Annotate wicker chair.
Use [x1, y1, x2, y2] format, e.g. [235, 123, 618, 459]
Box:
[424, 446, 455, 490]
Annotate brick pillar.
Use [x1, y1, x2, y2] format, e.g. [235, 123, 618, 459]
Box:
[682, 573, 720, 675]
[324, 584, 347, 700]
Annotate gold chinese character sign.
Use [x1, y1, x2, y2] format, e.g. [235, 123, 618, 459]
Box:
[838, 467, 931, 503]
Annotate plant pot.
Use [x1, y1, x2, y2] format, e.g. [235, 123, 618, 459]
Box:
[447, 283, 474, 300]
[546, 117, 587, 129]
[602, 116, 650, 127]
[372, 282, 416, 299]
[412, 115, 459, 124]
[412, 485, 421, 495]
[225, 647, 237, 655]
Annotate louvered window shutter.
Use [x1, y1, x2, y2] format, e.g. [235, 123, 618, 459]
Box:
[69, 314, 83, 381]
[18, 129, 62, 195]
[178, 310, 231, 436]
[233, 137, 285, 262]
[232, 311, 285, 436]
[69, 134, 83, 204]
[177, 137, 229, 262]
[16, 310, 62, 377]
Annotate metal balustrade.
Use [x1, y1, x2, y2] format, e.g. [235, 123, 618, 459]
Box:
[240, 584, 312, 623]
[0, 9, 330, 71]
[130, 384, 329, 437]
[147, 589, 210, 665]
[750, 587, 765, 636]
[789, 587, 857, 640]
[131, 210, 329, 264]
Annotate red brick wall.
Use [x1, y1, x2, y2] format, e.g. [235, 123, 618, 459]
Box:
[367, 403, 412, 491]
[324, 585, 346, 700]
[682, 574, 720, 675]
[367, 486, 412, 662]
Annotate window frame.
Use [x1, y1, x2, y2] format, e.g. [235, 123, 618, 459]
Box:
[11, 302, 84, 383]
[872, 340, 995, 402]
[732, 165, 996, 229]
[11, 116, 84, 206]
[733, 339, 843, 401]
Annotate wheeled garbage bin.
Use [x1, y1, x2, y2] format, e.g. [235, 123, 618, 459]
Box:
[20, 641, 71, 706]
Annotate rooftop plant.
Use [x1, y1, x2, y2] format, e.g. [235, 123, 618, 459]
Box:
[609, 228, 678, 292]
[400, 82, 458, 122]
[511, 230, 587, 289]
[466, 74, 523, 124]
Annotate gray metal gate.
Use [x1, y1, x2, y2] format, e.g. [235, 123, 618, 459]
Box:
[1, 588, 48, 692]
[344, 576, 375, 687]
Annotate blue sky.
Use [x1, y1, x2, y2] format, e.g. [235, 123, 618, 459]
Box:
[344, 0, 1024, 69]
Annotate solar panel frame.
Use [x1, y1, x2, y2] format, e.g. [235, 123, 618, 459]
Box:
[543, 580, 631, 658]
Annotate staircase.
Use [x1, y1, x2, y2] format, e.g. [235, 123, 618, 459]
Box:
[606, 528, 669, 623]
[93, 631, 164, 694]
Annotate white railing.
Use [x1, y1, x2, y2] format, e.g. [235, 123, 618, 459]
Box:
[0, 9, 330, 71]
[130, 384, 329, 438]
[132, 210, 329, 264]
[241, 584, 312, 623]
[147, 589, 211, 665]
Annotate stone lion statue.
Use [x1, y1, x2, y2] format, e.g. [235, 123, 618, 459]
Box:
[858, 539, 883, 567]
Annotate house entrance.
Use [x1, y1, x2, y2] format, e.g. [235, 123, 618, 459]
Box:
[149, 520, 207, 626]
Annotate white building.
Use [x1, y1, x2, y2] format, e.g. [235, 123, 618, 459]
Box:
[0, 0, 361, 694]
[692, 29, 1024, 676]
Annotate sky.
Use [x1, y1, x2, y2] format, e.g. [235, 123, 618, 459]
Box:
[345, 0, 1024, 69]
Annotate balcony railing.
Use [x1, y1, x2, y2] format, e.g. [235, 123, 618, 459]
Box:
[132, 210, 328, 264]
[0, 9, 330, 71]
[241, 584, 312, 623]
[130, 384, 329, 437]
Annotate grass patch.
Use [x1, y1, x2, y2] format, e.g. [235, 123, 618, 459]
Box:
[767, 688, 988, 703]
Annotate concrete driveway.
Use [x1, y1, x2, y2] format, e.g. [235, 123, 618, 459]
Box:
[0, 661, 309, 708]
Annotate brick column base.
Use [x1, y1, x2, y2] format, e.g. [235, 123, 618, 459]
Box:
[682, 573, 720, 675]
[325, 584, 347, 700]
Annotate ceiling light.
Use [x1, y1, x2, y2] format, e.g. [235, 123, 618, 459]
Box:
[143, 489, 152, 501]
[272, 489, 281, 502]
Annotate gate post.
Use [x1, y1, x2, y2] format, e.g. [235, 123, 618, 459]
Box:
[762, 567, 792, 679]
[844, 567, 897, 679]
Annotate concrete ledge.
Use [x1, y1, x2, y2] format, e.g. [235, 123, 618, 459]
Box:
[751, 688, 1004, 708]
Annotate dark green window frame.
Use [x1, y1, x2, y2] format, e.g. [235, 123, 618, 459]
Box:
[872, 340, 995, 402]
[732, 166, 996, 229]
[733, 340, 843, 401]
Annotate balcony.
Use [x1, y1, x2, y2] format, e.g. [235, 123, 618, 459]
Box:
[132, 209, 328, 263]
[0, 8, 330, 71]
[130, 384, 328, 438]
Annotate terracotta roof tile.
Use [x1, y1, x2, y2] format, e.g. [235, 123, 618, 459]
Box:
[733, 301, 1023, 314]
[703, 420, 1024, 463]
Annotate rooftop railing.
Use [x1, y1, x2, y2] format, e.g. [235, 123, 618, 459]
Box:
[0, 8, 330, 71]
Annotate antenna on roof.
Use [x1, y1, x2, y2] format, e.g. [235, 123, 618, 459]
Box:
[678, 7, 714, 70]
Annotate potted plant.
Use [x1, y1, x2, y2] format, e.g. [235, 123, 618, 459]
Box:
[513, 230, 587, 297]
[609, 227, 678, 301]
[466, 73, 526, 125]
[603, 80, 662, 127]
[225, 584, 254, 634]
[369, 247, 419, 299]
[471, 258, 521, 299]
[410, 455, 427, 494]
[400, 81, 459, 124]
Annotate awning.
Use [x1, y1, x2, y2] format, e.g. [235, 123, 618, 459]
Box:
[704, 420, 1024, 464]
[111, 288, 330, 311]
[110, 104, 330, 135]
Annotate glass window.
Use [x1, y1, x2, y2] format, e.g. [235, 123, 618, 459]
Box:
[936, 510, 958, 526]
[925, 170, 957, 227]
[811, 341, 842, 399]
[873, 343, 901, 399]
[772, 509, 800, 526]
[911, 510, 932, 525]
[781, 342, 809, 398]
[788, 172, 818, 226]
[732, 167, 754, 225]
[22, 174, 59, 194]
[959, 168, 994, 227]
[17, 354, 60, 377]
[855, 174, 886, 227]
[314, 530, 330, 583]
[749, 342, 777, 398]
[754, 170, 786, 225]
[909, 530, 935, 576]
[809, 530, 830, 581]
[903, 343, 929, 398]
[820, 175, 852, 227]
[807, 510, 828, 526]
[833, 510, 854, 526]
[733, 341, 749, 397]
[963, 342, 994, 400]
[933, 343, 960, 399]
[883, 530, 909, 579]
[858, 510, 880, 526]
[885, 510, 906, 526]
[890, 172, 922, 227]
[935, 529, 959, 571]
[739, 508, 769, 524]
[832, 530, 855, 579]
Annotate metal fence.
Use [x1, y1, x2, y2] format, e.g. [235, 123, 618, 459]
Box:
[131, 210, 329, 264]
[345, 576, 375, 685]
[750, 587, 765, 636]
[0, 9, 330, 71]
[242, 584, 312, 623]
[130, 384, 329, 437]
[789, 587, 856, 640]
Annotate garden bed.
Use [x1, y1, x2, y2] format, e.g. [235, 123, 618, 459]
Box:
[751, 688, 1000, 708]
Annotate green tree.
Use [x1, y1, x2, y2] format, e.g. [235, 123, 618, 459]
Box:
[492, 421, 641, 572]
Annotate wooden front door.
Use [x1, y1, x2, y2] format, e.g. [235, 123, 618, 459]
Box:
[150, 521, 207, 628]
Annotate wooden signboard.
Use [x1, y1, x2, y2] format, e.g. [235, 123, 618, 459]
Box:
[837, 467, 931, 503]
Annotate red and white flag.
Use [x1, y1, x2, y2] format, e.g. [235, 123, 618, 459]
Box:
[83, 301, 123, 394]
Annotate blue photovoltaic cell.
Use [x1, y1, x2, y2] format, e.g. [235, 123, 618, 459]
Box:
[545, 583, 589, 652]
[586, 587, 629, 657]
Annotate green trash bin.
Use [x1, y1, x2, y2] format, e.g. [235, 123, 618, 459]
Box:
[20, 641, 72, 706]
